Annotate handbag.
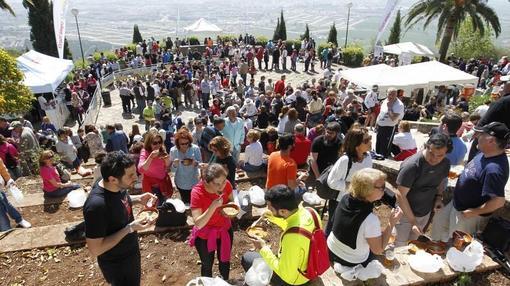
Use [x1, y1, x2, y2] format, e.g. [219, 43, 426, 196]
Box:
[480, 217, 510, 253]
[316, 156, 352, 200]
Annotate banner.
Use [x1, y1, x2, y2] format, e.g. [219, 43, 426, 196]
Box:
[374, 0, 400, 47]
[53, 0, 69, 59]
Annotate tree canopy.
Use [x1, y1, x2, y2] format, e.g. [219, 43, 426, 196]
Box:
[405, 0, 501, 62]
[449, 16, 497, 60]
[0, 49, 34, 115]
[387, 9, 401, 45]
[132, 24, 143, 44]
[327, 23, 338, 47]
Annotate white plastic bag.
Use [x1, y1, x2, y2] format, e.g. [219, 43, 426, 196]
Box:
[408, 250, 444, 273]
[245, 258, 273, 286]
[249, 186, 266, 206]
[8, 185, 24, 202]
[185, 276, 233, 286]
[302, 192, 322, 205]
[334, 260, 384, 281]
[67, 189, 87, 208]
[446, 240, 484, 272]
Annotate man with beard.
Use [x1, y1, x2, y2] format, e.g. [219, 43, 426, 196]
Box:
[83, 152, 156, 286]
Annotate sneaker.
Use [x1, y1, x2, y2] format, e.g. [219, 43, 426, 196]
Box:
[18, 219, 32, 228]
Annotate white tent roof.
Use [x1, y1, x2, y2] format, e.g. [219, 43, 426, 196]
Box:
[383, 42, 435, 57]
[184, 18, 222, 33]
[340, 61, 478, 95]
[17, 50, 74, 94]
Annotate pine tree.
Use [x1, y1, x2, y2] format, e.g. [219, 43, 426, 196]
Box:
[23, 0, 72, 58]
[301, 23, 310, 40]
[278, 10, 287, 40]
[387, 10, 401, 45]
[133, 24, 143, 44]
[63, 38, 73, 60]
[273, 18, 280, 41]
[327, 23, 338, 47]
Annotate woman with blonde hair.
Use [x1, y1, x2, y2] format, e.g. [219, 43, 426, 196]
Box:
[328, 168, 402, 270]
[39, 150, 81, 198]
[138, 131, 173, 204]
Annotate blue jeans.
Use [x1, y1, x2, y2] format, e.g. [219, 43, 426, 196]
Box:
[0, 192, 23, 231]
[240, 162, 265, 172]
[43, 184, 81, 198]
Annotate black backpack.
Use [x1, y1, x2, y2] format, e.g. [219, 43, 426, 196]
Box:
[155, 201, 187, 228]
[316, 156, 352, 200]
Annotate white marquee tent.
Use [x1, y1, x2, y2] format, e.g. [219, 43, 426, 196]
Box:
[16, 50, 74, 94]
[339, 61, 478, 96]
[184, 18, 222, 33]
[383, 42, 435, 57]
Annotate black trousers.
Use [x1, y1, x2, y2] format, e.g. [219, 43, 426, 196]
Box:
[376, 125, 396, 158]
[241, 252, 307, 286]
[121, 97, 131, 113]
[329, 249, 375, 268]
[177, 187, 191, 204]
[195, 227, 234, 280]
[98, 251, 141, 286]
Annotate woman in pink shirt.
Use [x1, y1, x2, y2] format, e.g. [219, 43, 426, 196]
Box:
[39, 150, 80, 198]
[138, 131, 173, 204]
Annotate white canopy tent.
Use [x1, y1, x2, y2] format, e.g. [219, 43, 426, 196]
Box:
[184, 18, 222, 33]
[16, 50, 74, 94]
[16, 50, 74, 128]
[383, 42, 435, 57]
[339, 61, 479, 97]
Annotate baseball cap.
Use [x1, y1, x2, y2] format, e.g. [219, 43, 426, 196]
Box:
[473, 122, 510, 140]
[8, 121, 22, 130]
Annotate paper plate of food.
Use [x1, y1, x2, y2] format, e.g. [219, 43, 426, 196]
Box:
[246, 225, 269, 240]
[219, 203, 240, 218]
[136, 209, 159, 223]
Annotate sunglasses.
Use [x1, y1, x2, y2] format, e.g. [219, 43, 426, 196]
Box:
[152, 141, 162, 145]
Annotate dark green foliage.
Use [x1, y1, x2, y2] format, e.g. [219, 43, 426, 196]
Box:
[387, 10, 401, 45]
[132, 24, 143, 44]
[327, 23, 338, 47]
[301, 24, 310, 40]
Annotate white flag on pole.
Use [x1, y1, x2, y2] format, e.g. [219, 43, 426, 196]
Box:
[53, 0, 69, 59]
[374, 0, 400, 47]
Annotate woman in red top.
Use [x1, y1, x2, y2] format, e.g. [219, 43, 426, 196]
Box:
[189, 163, 234, 280]
[138, 131, 172, 204]
[209, 98, 222, 117]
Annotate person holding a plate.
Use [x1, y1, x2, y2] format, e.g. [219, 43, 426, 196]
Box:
[83, 151, 157, 286]
[170, 128, 201, 204]
[138, 131, 173, 204]
[189, 163, 235, 280]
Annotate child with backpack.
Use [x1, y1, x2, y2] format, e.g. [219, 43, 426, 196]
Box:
[242, 185, 330, 285]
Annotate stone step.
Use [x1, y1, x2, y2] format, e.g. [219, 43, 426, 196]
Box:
[0, 206, 268, 253]
[10, 192, 69, 208]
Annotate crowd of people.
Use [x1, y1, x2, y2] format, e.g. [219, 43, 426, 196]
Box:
[1, 34, 510, 285]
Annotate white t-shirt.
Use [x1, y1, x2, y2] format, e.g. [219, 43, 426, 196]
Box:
[56, 140, 77, 164]
[244, 142, 264, 166]
[327, 213, 382, 264]
[392, 132, 417, 150]
[327, 154, 373, 200]
[277, 115, 288, 135]
[376, 98, 404, 127]
[364, 91, 378, 109]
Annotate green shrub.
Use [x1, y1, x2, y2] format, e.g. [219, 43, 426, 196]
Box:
[343, 44, 364, 67]
[468, 94, 490, 113]
[126, 44, 137, 53]
[93, 51, 118, 62]
[188, 36, 200, 45]
[285, 39, 301, 53]
[219, 35, 238, 43]
[255, 36, 268, 47]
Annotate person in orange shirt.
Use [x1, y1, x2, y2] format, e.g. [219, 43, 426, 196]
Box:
[266, 134, 307, 197]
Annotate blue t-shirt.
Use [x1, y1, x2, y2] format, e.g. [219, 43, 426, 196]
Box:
[453, 152, 509, 212]
[446, 136, 467, 165]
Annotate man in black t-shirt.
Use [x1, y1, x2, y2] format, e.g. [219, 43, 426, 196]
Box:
[83, 152, 156, 286]
[310, 122, 343, 179]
